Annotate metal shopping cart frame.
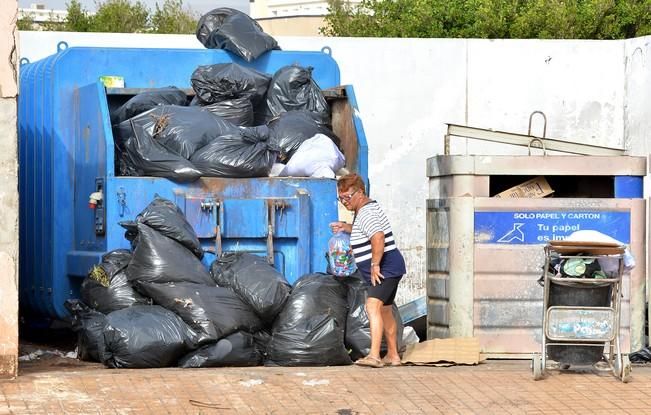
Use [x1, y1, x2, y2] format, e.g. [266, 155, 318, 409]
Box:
[532, 241, 631, 382]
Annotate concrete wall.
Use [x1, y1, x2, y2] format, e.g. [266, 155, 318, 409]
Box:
[17, 32, 650, 307]
[0, 0, 19, 379]
[257, 16, 325, 36]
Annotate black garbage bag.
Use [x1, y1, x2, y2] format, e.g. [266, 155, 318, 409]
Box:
[196, 7, 279, 62]
[178, 331, 263, 368]
[101, 305, 197, 368]
[268, 111, 340, 162]
[343, 275, 405, 361]
[110, 87, 188, 125]
[191, 63, 270, 106]
[125, 105, 237, 159]
[135, 196, 203, 259]
[114, 114, 202, 182]
[135, 281, 263, 345]
[126, 223, 214, 286]
[81, 249, 150, 314]
[118, 221, 139, 250]
[266, 65, 329, 118]
[64, 300, 107, 362]
[267, 273, 351, 366]
[203, 98, 254, 127]
[630, 346, 651, 363]
[190, 126, 280, 178]
[210, 252, 291, 323]
[253, 330, 272, 360]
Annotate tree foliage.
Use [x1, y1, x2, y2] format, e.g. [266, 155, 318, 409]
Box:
[91, 0, 150, 33]
[151, 0, 198, 34]
[64, 0, 92, 32]
[321, 0, 651, 39]
[17, 13, 35, 31]
[20, 0, 199, 33]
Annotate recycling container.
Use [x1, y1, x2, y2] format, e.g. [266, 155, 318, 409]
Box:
[18, 44, 368, 320]
[426, 154, 646, 357]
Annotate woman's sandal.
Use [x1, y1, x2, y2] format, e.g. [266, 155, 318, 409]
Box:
[354, 355, 384, 368]
[382, 357, 402, 367]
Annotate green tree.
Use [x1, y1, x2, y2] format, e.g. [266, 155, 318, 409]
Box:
[64, 0, 92, 32]
[151, 0, 198, 34]
[90, 0, 150, 33]
[321, 0, 651, 39]
[17, 13, 35, 31]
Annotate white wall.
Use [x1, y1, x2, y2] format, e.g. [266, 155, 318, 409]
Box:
[18, 31, 650, 305]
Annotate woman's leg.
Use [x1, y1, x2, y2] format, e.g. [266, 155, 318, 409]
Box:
[365, 297, 384, 359]
[381, 305, 400, 361]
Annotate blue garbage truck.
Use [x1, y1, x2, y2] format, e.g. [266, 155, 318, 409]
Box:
[18, 43, 368, 320]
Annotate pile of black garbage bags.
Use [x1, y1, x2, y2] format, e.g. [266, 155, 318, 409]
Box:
[67, 197, 403, 368]
[111, 63, 338, 182]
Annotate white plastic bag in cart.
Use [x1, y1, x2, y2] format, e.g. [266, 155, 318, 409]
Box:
[280, 134, 345, 179]
[565, 230, 635, 273]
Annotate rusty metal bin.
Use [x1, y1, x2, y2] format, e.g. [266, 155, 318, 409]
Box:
[426, 154, 646, 358]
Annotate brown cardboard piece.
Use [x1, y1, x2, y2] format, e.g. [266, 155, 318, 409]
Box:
[494, 176, 554, 198]
[401, 337, 482, 366]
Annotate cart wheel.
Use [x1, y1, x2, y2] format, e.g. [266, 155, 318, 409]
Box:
[621, 356, 632, 383]
[532, 354, 544, 381]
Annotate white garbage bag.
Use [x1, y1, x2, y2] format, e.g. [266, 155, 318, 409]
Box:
[280, 134, 345, 178]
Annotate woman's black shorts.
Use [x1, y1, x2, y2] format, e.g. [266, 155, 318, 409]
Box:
[367, 276, 402, 305]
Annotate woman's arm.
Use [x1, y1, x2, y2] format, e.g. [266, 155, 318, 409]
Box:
[369, 231, 385, 286]
[329, 221, 352, 234]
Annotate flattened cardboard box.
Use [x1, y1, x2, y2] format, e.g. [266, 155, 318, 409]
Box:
[401, 337, 481, 366]
[494, 176, 554, 198]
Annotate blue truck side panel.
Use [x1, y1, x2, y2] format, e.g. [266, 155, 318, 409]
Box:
[19, 46, 368, 320]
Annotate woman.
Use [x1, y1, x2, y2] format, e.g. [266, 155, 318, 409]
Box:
[330, 173, 406, 368]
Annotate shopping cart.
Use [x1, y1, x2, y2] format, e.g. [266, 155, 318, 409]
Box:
[532, 240, 631, 382]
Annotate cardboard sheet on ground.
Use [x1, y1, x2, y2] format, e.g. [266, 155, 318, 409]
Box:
[401, 337, 481, 366]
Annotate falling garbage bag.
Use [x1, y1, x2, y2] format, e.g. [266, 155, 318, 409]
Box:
[191, 63, 270, 106]
[266, 65, 329, 117]
[210, 252, 291, 323]
[81, 249, 150, 314]
[110, 87, 188, 125]
[268, 111, 339, 162]
[196, 7, 279, 62]
[101, 305, 197, 368]
[113, 114, 202, 182]
[135, 281, 263, 345]
[126, 223, 214, 286]
[135, 196, 203, 259]
[178, 331, 263, 368]
[64, 300, 107, 362]
[203, 98, 254, 127]
[190, 126, 280, 178]
[267, 273, 352, 366]
[343, 275, 405, 361]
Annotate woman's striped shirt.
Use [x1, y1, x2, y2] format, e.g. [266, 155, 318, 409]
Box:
[351, 201, 406, 280]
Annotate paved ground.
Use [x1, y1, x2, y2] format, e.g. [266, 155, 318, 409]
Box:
[2, 350, 651, 415]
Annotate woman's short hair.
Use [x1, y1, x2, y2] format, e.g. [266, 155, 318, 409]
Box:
[337, 173, 365, 194]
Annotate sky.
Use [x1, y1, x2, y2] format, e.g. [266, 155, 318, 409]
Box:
[18, 0, 249, 14]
